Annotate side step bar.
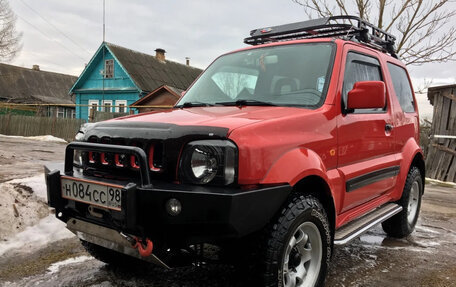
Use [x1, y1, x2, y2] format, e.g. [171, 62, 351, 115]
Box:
[334, 203, 402, 245]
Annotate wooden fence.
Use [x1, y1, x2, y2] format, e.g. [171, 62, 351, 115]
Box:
[0, 114, 85, 142]
[91, 110, 128, 122]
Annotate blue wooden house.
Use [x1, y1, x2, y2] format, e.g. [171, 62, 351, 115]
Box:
[70, 42, 202, 121]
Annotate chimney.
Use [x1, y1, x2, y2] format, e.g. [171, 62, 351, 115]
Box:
[185, 57, 190, 66]
[32, 65, 40, 71]
[155, 48, 166, 62]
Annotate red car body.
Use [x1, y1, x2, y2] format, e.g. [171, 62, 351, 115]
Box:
[117, 38, 422, 229]
[45, 21, 424, 285]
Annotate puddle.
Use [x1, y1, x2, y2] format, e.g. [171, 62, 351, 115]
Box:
[355, 222, 447, 252]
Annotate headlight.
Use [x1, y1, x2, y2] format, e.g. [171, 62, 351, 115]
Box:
[73, 149, 83, 167]
[180, 140, 237, 185]
[73, 123, 94, 167]
[74, 131, 84, 141]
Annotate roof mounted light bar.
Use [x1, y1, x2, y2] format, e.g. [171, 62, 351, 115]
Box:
[244, 15, 397, 58]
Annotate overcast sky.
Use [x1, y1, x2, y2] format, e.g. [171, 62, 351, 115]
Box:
[8, 0, 456, 120]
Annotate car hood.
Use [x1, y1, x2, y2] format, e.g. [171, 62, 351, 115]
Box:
[111, 106, 312, 134]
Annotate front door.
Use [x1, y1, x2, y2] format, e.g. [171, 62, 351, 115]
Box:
[337, 47, 399, 212]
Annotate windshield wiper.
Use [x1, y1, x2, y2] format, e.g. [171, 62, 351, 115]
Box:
[215, 99, 277, 107]
[175, 102, 214, 108]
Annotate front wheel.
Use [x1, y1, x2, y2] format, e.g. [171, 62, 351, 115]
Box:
[382, 166, 423, 238]
[263, 195, 331, 287]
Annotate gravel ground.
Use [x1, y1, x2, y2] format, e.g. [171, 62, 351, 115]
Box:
[0, 135, 455, 286]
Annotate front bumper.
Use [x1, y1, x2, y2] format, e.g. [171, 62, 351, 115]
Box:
[45, 143, 291, 245]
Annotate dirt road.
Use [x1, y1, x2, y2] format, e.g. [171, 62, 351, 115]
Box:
[0, 135, 455, 286]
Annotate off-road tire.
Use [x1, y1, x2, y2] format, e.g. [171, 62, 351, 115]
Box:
[81, 240, 146, 268]
[263, 195, 331, 287]
[382, 166, 423, 238]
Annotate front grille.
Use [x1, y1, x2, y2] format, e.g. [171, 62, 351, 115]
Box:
[82, 136, 164, 180]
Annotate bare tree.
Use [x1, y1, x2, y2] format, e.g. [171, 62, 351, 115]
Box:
[292, 0, 456, 65]
[214, 72, 251, 99]
[414, 78, 434, 94]
[0, 0, 21, 62]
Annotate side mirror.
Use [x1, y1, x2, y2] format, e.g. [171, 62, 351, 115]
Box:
[181, 91, 186, 97]
[347, 81, 386, 110]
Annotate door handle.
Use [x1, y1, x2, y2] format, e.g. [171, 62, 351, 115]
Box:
[385, 124, 394, 132]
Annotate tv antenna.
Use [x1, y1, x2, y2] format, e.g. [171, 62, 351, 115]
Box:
[103, 0, 105, 42]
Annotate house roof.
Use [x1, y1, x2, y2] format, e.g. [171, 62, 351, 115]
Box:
[0, 63, 77, 104]
[106, 42, 202, 92]
[130, 85, 183, 107]
[427, 84, 456, 106]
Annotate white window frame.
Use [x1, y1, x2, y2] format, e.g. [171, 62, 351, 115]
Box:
[57, 106, 65, 118]
[115, 100, 127, 113]
[102, 100, 113, 113]
[88, 100, 99, 115]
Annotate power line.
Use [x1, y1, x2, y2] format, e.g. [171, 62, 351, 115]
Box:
[15, 14, 87, 62]
[18, 0, 92, 55]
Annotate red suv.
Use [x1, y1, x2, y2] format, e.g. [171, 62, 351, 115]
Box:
[45, 16, 424, 287]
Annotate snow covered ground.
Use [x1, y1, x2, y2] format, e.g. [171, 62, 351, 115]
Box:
[1, 132, 455, 287]
[0, 174, 74, 257]
[0, 134, 67, 143]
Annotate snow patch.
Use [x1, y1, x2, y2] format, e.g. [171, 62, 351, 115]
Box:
[47, 256, 92, 274]
[416, 225, 440, 234]
[0, 214, 74, 256]
[425, 177, 456, 188]
[0, 178, 49, 240]
[9, 174, 48, 201]
[359, 234, 384, 245]
[0, 134, 67, 143]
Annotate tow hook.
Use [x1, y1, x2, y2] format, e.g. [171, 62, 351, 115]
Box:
[120, 232, 154, 257]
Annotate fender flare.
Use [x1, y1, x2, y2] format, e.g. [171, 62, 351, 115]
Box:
[394, 138, 424, 200]
[260, 147, 337, 232]
[260, 147, 330, 186]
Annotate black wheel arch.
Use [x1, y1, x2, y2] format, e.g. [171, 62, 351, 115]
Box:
[411, 152, 425, 193]
[292, 176, 336, 240]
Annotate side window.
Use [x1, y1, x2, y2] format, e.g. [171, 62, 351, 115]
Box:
[387, 63, 415, 113]
[102, 100, 113, 113]
[115, 100, 127, 113]
[343, 52, 384, 113]
[88, 100, 99, 116]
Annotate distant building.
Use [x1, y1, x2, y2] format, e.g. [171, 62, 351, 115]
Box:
[425, 84, 456, 182]
[70, 42, 202, 121]
[0, 63, 77, 117]
[130, 85, 183, 113]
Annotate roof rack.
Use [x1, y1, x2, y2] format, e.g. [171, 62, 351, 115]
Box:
[244, 15, 397, 58]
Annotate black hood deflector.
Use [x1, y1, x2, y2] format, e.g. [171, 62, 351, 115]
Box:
[80, 120, 230, 182]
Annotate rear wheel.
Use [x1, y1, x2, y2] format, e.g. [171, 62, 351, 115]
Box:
[382, 166, 423, 238]
[263, 195, 331, 287]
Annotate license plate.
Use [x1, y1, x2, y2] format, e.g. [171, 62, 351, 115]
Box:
[61, 176, 123, 211]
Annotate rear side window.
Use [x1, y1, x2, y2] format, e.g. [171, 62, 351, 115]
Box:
[343, 52, 384, 113]
[387, 63, 415, 113]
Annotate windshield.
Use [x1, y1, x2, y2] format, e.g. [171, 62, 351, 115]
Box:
[177, 43, 335, 108]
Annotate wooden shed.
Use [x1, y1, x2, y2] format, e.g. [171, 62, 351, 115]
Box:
[425, 84, 456, 181]
[130, 85, 182, 113]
